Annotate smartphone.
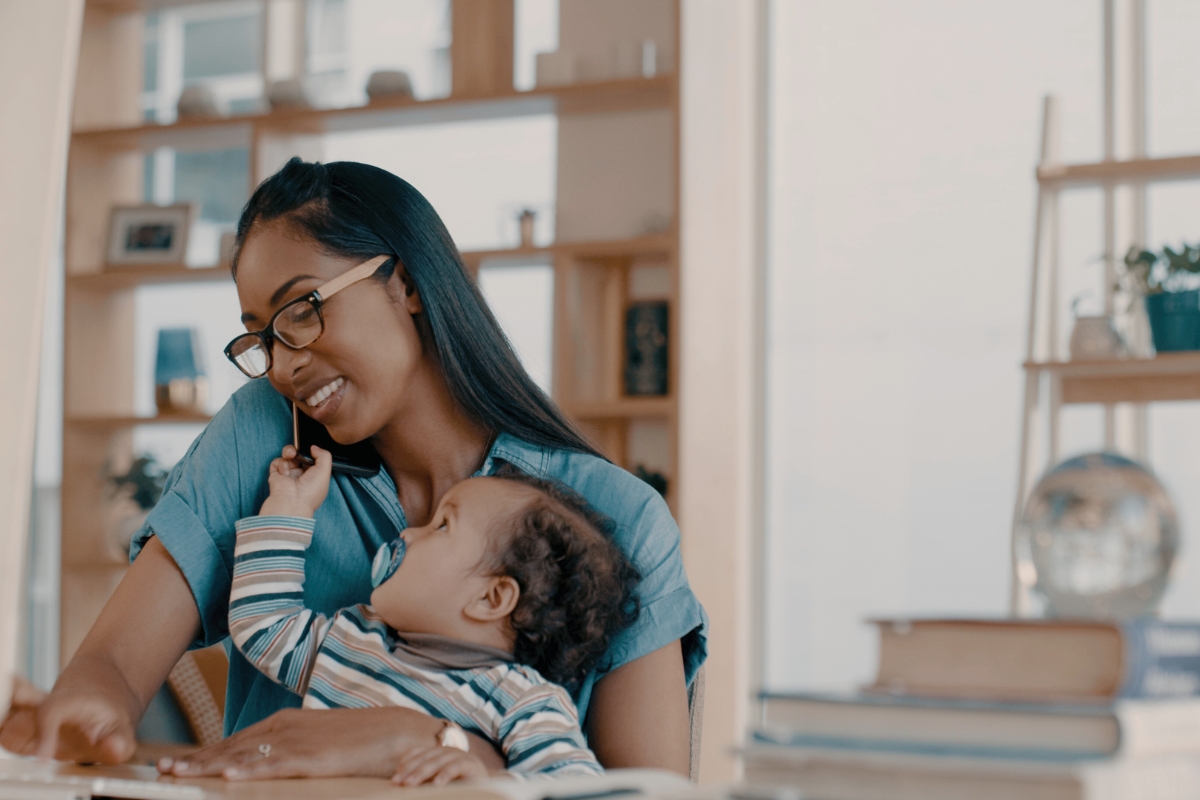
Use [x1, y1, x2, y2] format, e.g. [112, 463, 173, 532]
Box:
[292, 402, 381, 477]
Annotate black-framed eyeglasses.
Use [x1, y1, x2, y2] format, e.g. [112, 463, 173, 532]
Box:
[224, 254, 392, 379]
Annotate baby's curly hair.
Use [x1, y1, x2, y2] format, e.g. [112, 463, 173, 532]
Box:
[486, 465, 641, 694]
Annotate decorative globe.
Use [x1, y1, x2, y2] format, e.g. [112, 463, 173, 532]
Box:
[1016, 452, 1179, 619]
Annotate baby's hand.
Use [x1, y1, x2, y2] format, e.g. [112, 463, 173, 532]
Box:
[391, 745, 488, 786]
[259, 445, 332, 518]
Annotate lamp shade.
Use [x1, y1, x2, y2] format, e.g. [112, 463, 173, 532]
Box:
[155, 328, 205, 384]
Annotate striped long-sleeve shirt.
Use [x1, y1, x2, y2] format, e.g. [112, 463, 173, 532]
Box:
[229, 515, 603, 777]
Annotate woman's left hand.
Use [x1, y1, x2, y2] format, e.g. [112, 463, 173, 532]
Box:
[157, 706, 502, 781]
[392, 746, 488, 786]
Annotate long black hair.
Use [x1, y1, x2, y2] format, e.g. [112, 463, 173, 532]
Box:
[231, 157, 602, 458]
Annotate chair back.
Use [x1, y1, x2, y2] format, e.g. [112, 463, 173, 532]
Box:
[166, 645, 228, 747]
[687, 666, 705, 782]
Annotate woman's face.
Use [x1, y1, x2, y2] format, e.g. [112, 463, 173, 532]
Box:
[235, 219, 424, 444]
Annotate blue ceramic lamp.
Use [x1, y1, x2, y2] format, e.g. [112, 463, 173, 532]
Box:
[155, 328, 208, 414]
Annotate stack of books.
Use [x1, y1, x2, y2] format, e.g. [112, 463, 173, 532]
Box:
[744, 618, 1200, 800]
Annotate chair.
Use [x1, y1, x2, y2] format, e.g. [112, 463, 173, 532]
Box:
[165, 645, 228, 747]
[687, 666, 706, 782]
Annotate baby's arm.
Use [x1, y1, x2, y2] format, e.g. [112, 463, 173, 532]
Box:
[228, 446, 333, 695]
[499, 682, 603, 777]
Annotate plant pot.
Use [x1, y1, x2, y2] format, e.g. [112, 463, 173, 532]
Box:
[1145, 290, 1200, 352]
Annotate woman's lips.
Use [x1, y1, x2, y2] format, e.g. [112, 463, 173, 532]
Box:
[303, 376, 344, 408]
[305, 378, 347, 425]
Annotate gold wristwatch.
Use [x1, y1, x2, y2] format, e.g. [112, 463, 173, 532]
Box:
[437, 719, 470, 752]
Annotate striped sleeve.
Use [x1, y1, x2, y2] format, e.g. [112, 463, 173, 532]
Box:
[498, 682, 603, 777]
[228, 515, 332, 696]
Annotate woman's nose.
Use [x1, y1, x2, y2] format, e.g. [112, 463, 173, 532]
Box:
[269, 340, 312, 381]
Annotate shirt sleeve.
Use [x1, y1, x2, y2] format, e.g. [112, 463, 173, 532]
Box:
[229, 516, 332, 696]
[497, 682, 603, 777]
[129, 379, 291, 649]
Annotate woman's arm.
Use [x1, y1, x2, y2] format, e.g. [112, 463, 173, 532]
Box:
[162, 647, 691, 782]
[0, 536, 199, 763]
[160, 705, 504, 780]
[587, 640, 691, 777]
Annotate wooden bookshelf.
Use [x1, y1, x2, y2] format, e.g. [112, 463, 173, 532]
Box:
[1024, 354, 1200, 405]
[72, 76, 676, 149]
[61, 0, 681, 666]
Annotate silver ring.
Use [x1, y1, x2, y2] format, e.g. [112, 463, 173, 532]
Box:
[258, 743, 272, 758]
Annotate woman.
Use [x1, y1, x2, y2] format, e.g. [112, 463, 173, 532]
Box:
[0, 159, 707, 780]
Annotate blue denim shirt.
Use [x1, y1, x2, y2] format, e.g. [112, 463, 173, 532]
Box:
[130, 378, 707, 736]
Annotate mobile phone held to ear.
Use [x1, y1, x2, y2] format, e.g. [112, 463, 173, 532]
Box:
[293, 402, 381, 477]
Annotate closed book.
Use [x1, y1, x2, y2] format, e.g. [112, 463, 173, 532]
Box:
[624, 301, 669, 396]
[758, 692, 1200, 760]
[871, 617, 1200, 702]
[743, 743, 1200, 800]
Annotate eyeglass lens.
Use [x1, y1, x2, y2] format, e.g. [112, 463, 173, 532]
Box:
[227, 298, 325, 378]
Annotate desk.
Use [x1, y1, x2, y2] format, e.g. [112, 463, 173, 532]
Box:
[0, 760, 696, 800]
[0, 760, 487, 800]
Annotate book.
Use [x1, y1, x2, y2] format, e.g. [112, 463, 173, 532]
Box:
[743, 742, 1200, 800]
[758, 691, 1200, 760]
[870, 617, 1200, 702]
[624, 301, 669, 396]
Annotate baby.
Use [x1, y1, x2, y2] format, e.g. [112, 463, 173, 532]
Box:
[228, 445, 640, 784]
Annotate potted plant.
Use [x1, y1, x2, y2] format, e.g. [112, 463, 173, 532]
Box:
[103, 454, 167, 559]
[1122, 243, 1200, 352]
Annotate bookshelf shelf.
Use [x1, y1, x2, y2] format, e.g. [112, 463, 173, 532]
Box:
[71, 76, 676, 151]
[66, 265, 231, 291]
[460, 233, 675, 270]
[64, 234, 675, 292]
[1024, 354, 1200, 405]
[1037, 153, 1200, 188]
[66, 413, 214, 428]
[567, 398, 674, 420]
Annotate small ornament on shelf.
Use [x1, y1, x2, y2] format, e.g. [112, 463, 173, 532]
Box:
[155, 328, 208, 414]
[266, 78, 314, 111]
[365, 70, 414, 103]
[1068, 297, 1127, 361]
[535, 50, 577, 87]
[176, 84, 223, 119]
[518, 208, 537, 248]
[624, 301, 669, 396]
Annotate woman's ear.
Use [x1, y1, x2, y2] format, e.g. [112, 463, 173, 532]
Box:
[464, 576, 519, 623]
[392, 265, 424, 315]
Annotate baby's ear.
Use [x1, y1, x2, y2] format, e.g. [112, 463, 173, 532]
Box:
[465, 576, 519, 623]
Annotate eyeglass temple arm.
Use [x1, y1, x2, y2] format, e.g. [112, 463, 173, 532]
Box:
[314, 255, 392, 301]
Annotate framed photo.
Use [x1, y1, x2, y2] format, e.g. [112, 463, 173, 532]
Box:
[106, 204, 193, 267]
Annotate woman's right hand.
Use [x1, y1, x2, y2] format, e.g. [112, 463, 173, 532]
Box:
[1, 536, 201, 765]
[0, 671, 138, 764]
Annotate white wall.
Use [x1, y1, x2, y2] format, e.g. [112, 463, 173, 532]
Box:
[763, 0, 1200, 694]
[762, 0, 1105, 692]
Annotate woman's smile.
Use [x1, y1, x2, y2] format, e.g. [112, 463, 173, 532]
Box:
[303, 376, 344, 409]
[303, 376, 349, 425]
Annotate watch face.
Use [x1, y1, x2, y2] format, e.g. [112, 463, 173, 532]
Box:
[439, 722, 470, 753]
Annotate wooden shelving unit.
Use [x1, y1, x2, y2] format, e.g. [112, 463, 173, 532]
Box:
[61, 0, 681, 665]
[1024, 354, 1200, 405]
[1012, 69, 1200, 612]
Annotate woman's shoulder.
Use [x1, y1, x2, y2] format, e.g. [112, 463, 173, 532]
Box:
[493, 437, 670, 525]
[193, 379, 291, 458]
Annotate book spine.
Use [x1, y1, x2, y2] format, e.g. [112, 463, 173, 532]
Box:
[1120, 619, 1200, 698]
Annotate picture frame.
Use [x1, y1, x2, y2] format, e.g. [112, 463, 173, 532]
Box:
[105, 203, 193, 267]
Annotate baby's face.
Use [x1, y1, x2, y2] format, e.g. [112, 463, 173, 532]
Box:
[370, 477, 531, 636]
